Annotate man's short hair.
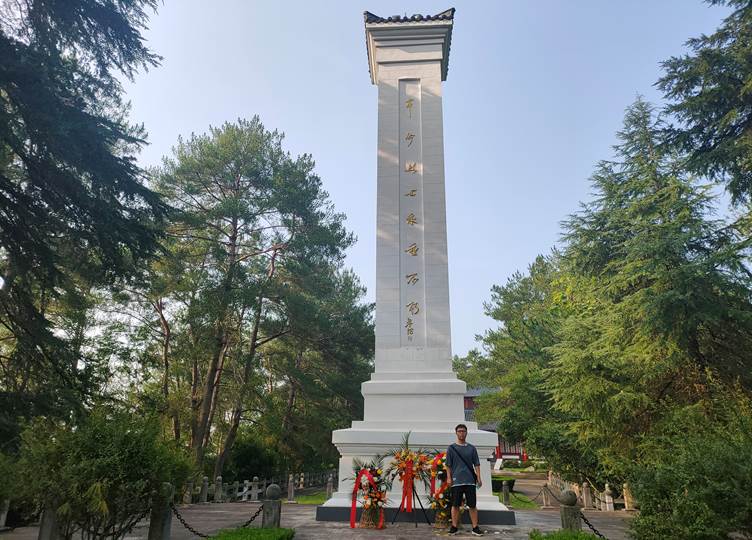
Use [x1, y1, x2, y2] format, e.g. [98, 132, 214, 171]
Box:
[455, 423, 468, 432]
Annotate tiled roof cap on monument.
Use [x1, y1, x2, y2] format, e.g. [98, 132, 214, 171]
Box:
[363, 8, 455, 84]
[363, 8, 455, 24]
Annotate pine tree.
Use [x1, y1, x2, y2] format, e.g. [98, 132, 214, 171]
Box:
[552, 98, 752, 466]
[0, 0, 165, 442]
[658, 0, 752, 203]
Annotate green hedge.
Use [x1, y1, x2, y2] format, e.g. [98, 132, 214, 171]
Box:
[212, 528, 295, 540]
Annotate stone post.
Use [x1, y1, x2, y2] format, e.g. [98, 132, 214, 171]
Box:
[262, 484, 282, 529]
[559, 491, 582, 532]
[199, 476, 208, 503]
[214, 476, 223, 503]
[37, 502, 60, 540]
[582, 481, 592, 509]
[604, 483, 614, 511]
[242, 480, 250, 502]
[251, 477, 261, 502]
[148, 482, 173, 540]
[287, 473, 296, 503]
[232, 481, 239, 502]
[326, 474, 334, 499]
[298, 473, 304, 490]
[502, 481, 510, 506]
[183, 481, 193, 504]
[541, 484, 553, 509]
[623, 482, 635, 511]
[0, 499, 9, 529]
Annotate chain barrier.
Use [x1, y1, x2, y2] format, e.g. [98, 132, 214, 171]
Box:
[544, 486, 608, 539]
[170, 502, 264, 538]
[124, 504, 152, 535]
[579, 511, 608, 539]
[170, 503, 211, 538]
[240, 504, 265, 528]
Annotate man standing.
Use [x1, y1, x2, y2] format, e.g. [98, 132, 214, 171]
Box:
[445, 423, 482, 536]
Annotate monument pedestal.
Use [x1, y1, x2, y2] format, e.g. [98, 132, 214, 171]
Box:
[316, 369, 514, 524]
[317, 9, 514, 525]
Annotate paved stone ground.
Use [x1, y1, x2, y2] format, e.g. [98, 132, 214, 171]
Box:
[0, 503, 631, 540]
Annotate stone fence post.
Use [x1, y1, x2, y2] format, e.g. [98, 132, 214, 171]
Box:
[148, 482, 173, 540]
[242, 480, 250, 502]
[501, 481, 510, 506]
[183, 481, 193, 505]
[262, 484, 282, 528]
[623, 482, 635, 511]
[541, 484, 553, 509]
[214, 476, 223, 503]
[287, 473, 296, 503]
[326, 474, 333, 499]
[604, 483, 614, 511]
[559, 491, 582, 532]
[582, 481, 592, 509]
[199, 476, 208, 503]
[251, 477, 262, 501]
[298, 473, 304, 490]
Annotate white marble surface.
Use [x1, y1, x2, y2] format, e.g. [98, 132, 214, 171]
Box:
[325, 14, 508, 514]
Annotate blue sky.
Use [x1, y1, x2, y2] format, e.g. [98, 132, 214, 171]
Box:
[122, 1, 729, 356]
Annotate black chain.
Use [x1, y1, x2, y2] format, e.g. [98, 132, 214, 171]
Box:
[170, 502, 264, 538]
[240, 504, 264, 527]
[124, 504, 153, 535]
[579, 510, 608, 539]
[170, 503, 211, 538]
[78, 503, 152, 539]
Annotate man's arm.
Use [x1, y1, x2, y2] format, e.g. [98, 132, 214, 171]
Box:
[445, 464, 453, 487]
[473, 447, 482, 487]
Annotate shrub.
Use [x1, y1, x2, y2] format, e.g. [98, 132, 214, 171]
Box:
[0, 452, 15, 501]
[17, 407, 191, 540]
[212, 528, 295, 540]
[629, 397, 752, 540]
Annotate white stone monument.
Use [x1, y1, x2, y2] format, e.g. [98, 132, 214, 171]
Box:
[317, 8, 513, 524]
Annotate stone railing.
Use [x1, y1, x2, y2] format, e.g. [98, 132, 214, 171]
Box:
[181, 469, 338, 504]
[548, 471, 635, 512]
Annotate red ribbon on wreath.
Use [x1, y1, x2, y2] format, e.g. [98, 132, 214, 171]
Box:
[399, 459, 415, 512]
[350, 468, 384, 528]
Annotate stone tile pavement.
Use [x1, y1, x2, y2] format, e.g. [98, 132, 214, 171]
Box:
[0, 503, 632, 540]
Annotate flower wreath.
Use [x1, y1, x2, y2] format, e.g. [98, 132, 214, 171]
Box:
[349, 459, 389, 529]
[429, 451, 451, 525]
[385, 432, 431, 513]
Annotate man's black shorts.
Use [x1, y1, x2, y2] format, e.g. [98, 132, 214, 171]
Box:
[450, 485, 477, 508]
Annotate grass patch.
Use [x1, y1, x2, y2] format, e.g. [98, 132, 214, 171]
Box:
[294, 490, 327, 505]
[494, 491, 539, 510]
[212, 528, 295, 540]
[529, 530, 597, 539]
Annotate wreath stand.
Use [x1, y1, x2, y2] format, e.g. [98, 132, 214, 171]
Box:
[390, 478, 432, 527]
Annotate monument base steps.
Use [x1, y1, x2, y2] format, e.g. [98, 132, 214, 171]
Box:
[316, 426, 515, 525]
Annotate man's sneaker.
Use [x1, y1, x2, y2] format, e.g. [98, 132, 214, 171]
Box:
[471, 526, 483, 536]
[448, 526, 459, 535]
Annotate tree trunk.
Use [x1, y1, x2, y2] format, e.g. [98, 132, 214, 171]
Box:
[191, 216, 239, 465]
[213, 295, 264, 478]
[280, 351, 303, 445]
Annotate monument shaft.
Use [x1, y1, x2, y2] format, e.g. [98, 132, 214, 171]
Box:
[318, 9, 512, 522]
